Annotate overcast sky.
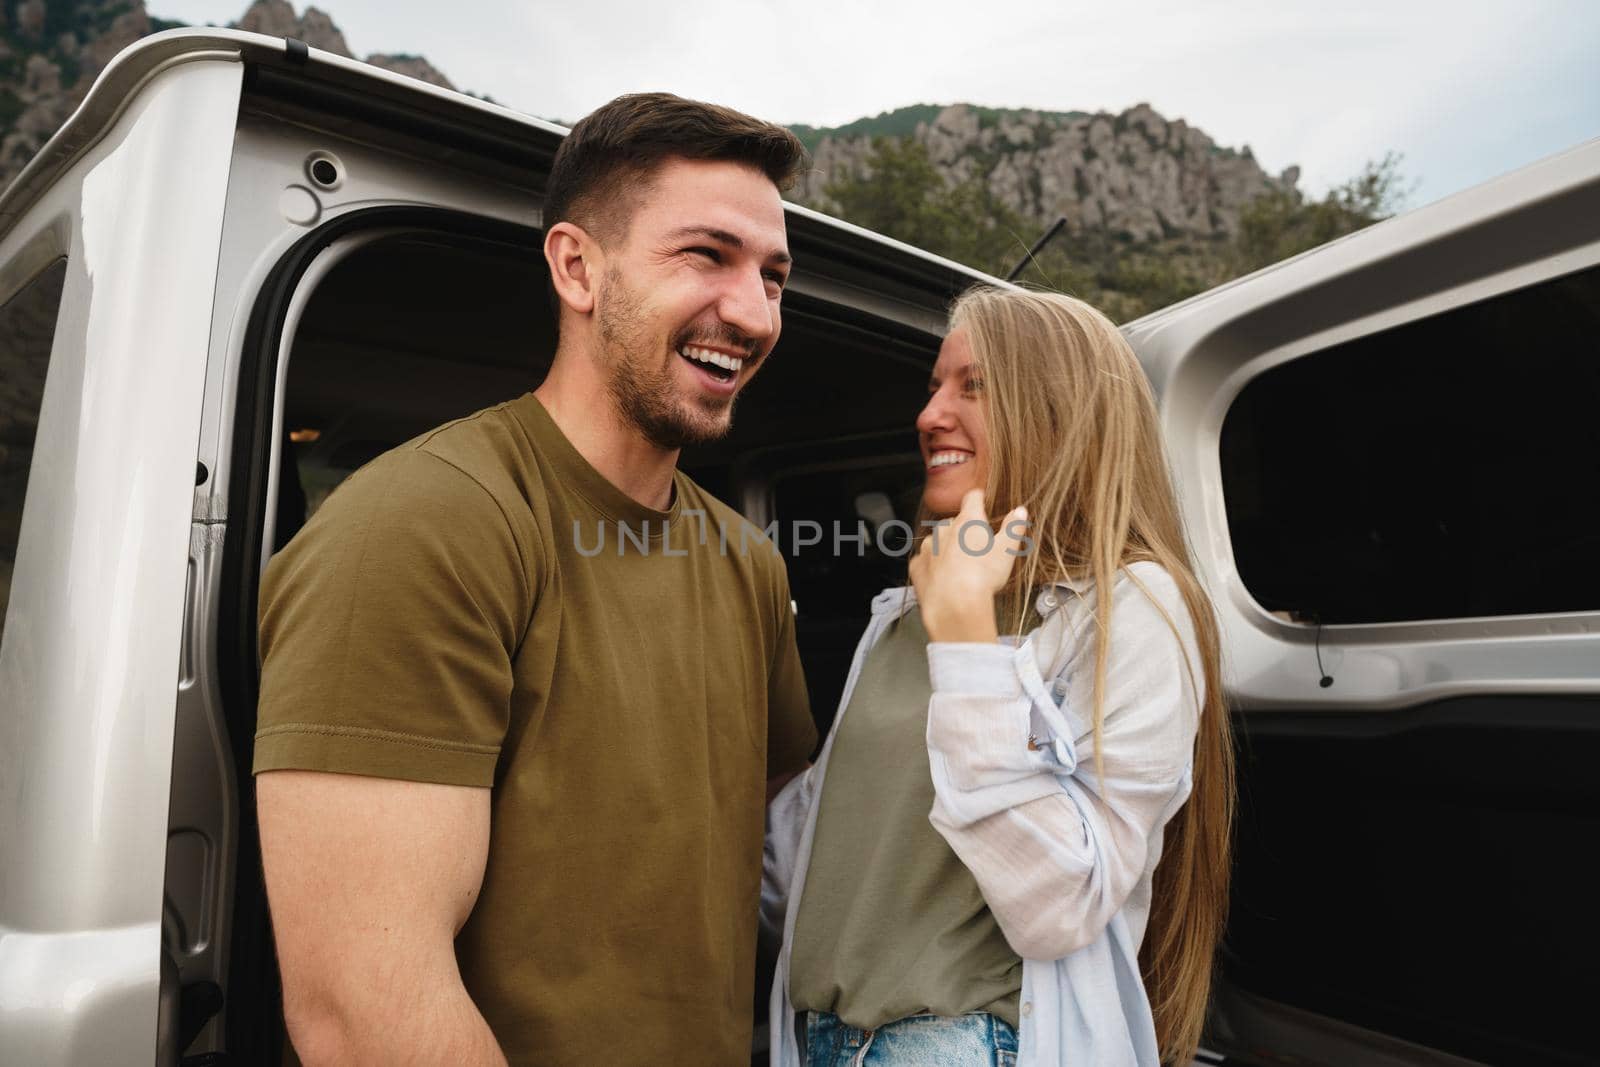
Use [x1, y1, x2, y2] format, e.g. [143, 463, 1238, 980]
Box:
[152, 0, 1599, 208]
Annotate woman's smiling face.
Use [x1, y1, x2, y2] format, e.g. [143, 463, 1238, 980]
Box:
[916, 327, 990, 518]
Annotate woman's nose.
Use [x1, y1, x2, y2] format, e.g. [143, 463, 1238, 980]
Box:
[917, 390, 953, 435]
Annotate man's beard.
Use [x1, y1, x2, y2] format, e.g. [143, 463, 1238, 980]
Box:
[595, 267, 744, 451]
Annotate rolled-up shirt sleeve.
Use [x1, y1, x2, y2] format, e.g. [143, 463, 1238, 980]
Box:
[924, 563, 1201, 960]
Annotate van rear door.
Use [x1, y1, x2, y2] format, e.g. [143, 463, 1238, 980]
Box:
[1124, 139, 1600, 1067]
[0, 45, 244, 1067]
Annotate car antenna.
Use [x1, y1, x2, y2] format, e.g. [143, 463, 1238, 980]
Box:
[1005, 216, 1069, 282]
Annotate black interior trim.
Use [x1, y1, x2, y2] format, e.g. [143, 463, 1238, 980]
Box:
[243, 65, 562, 181]
[780, 292, 942, 371]
[1236, 695, 1600, 740]
[1225, 694, 1600, 1067]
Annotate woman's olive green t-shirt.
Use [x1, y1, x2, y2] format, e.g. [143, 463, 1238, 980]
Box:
[789, 607, 1023, 1029]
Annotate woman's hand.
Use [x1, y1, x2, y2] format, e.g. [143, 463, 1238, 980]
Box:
[910, 488, 1030, 643]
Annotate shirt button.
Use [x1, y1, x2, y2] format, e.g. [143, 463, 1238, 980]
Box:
[1041, 593, 1058, 609]
[1021, 1001, 1033, 1017]
[1052, 677, 1069, 698]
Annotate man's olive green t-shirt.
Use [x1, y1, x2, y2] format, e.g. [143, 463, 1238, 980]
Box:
[253, 392, 816, 1064]
[789, 607, 1022, 1029]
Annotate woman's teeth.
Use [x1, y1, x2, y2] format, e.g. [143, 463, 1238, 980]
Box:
[681, 345, 744, 373]
[929, 451, 971, 468]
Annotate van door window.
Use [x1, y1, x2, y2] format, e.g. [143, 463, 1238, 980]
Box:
[0, 258, 67, 648]
[278, 233, 550, 537]
[1221, 262, 1600, 624]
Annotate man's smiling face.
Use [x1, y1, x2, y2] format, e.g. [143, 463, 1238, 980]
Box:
[591, 156, 791, 449]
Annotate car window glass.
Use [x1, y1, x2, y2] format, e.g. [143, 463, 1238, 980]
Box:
[0, 259, 67, 648]
[1221, 262, 1600, 625]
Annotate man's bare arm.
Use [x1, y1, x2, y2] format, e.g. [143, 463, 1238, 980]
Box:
[258, 770, 507, 1066]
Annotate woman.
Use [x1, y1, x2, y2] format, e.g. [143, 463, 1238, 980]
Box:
[763, 286, 1234, 1067]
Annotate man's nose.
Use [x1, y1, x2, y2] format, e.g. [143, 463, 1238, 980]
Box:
[718, 267, 776, 343]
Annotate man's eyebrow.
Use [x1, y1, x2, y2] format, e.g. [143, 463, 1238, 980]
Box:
[665, 225, 792, 266]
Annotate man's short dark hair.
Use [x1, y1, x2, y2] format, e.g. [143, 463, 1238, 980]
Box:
[544, 92, 807, 247]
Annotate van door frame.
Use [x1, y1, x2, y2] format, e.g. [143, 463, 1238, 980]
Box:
[205, 205, 542, 1060]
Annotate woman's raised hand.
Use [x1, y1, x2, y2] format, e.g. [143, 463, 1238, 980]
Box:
[910, 488, 1030, 644]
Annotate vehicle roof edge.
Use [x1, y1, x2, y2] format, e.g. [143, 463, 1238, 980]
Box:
[0, 27, 1000, 302]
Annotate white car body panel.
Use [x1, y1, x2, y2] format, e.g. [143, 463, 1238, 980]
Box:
[1125, 137, 1600, 710]
[0, 55, 244, 1064]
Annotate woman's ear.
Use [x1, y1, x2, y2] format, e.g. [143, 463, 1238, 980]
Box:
[545, 221, 597, 315]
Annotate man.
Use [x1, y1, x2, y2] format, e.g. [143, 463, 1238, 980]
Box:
[254, 93, 817, 1065]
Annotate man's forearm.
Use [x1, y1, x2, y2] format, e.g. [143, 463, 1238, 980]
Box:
[259, 771, 497, 1065]
[287, 981, 507, 1067]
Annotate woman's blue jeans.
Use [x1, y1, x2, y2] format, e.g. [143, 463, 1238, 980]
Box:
[801, 1010, 1018, 1066]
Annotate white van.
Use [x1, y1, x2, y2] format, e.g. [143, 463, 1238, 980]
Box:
[1, 27, 1596, 1067]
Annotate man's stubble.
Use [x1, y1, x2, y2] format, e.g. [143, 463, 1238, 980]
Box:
[595, 266, 736, 451]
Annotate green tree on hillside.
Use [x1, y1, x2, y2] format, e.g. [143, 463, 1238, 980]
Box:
[823, 137, 1029, 274]
[817, 138, 1411, 322]
[1232, 152, 1410, 273]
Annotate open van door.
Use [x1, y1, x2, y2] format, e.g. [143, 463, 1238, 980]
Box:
[1123, 139, 1600, 1067]
[0, 38, 243, 1067]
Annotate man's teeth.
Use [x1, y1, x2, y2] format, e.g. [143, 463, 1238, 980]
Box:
[929, 452, 971, 468]
[681, 345, 744, 372]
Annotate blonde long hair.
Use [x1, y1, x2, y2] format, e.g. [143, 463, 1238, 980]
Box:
[950, 285, 1234, 1066]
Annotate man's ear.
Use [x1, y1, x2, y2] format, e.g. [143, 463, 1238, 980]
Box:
[545, 221, 599, 316]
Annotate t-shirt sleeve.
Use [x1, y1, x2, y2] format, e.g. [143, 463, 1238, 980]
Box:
[253, 448, 534, 787]
[764, 562, 817, 778]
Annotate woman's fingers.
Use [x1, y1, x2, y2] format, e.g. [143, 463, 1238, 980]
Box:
[913, 497, 1036, 642]
[998, 506, 1030, 558]
[958, 487, 988, 524]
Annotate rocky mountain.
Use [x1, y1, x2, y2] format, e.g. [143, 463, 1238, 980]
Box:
[231, 0, 452, 89]
[0, 0, 168, 183]
[0, 0, 451, 189]
[2, 1, 1298, 249]
[796, 103, 1301, 244]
